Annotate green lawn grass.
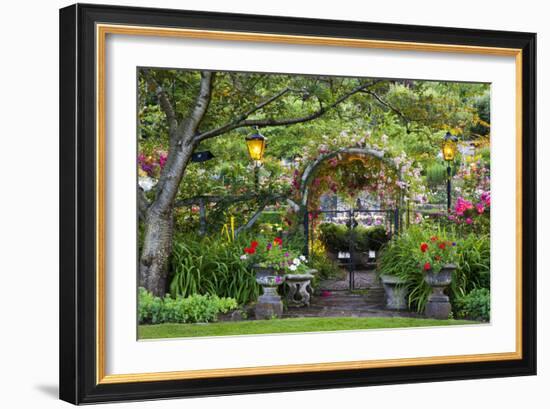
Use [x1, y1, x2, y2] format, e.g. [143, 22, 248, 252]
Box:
[139, 316, 475, 339]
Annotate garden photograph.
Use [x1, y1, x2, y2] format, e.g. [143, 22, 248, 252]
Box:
[136, 68, 491, 340]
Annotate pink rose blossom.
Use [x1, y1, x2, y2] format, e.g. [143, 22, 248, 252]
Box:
[476, 203, 485, 214]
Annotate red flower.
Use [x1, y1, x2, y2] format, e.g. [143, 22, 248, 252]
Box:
[274, 237, 283, 246]
[423, 262, 431, 271]
[430, 236, 438, 242]
[420, 243, 428, 253]
[244, 247, 256, 255]
[438, 243, 446, 250]
[251, 241, 259, 249]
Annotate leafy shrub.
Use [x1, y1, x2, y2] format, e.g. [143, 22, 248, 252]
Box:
[258, 211, 284, 225]
[309, 240, 344, 280]
[169, 233, 259, 304]
[319, 223, 349, 252]
[426, 162, 448, 186]
[454, 288, 490, 321]
[319, 223, 389, 253]
[138, 287, 164, 324]
[138, 287, 238, 324]
[352, 226, 369, 252]
[364, 226, 390, 252]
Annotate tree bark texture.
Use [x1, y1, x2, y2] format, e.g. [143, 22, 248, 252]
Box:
[139, 205, 174, 296]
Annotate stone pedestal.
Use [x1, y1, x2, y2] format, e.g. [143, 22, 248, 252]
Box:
[424, 264, 455, 319]
[424, 289, 452, 319]
[285, 273, 315, 307]
[255, 276, 284, 319]
[380, 275, 408, 310]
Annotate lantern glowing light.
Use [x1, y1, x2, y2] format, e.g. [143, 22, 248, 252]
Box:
[245, 131, 266, 162]
[441, 132, 458, 161]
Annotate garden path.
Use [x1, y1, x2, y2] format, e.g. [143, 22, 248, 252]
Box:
[283, 270, 420, 319]
[318, 269, 380, 291]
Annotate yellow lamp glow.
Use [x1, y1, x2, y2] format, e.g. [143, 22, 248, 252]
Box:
[441, 132, 458, 161]
[245, 132, 266, 162]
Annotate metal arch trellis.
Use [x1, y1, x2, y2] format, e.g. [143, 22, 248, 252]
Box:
[297, 147, 407, 290]
[298, 147, 402, 210]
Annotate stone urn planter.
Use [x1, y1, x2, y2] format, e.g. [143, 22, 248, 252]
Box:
[253, 265, 285, 319]
[424, 264, 455, 319]
[284, 269, 317, 307]
[380, 275, 408, 310]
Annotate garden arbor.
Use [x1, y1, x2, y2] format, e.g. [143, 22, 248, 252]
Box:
[296, 147, 407, 288]
[298, 147, 405, 210]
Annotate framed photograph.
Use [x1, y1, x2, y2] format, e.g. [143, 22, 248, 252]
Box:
[59, 3, 536, 404]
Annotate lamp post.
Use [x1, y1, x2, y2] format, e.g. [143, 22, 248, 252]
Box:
[245, 128, 266, 190]
[441, 131, 458, 212]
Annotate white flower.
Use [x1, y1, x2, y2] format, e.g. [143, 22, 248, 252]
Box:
[138, 176, 157, 192]
[240, 255, 247, 260]
[299, 255, 306, 261]
[289, 264, 297, 271]
[293, 258, 301, 265]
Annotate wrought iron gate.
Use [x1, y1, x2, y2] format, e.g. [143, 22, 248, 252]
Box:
[304, 208, 399, 290]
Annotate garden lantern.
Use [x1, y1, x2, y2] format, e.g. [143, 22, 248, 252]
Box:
[441, 132, 458, 212]
[442, 131, 458, 161]
[245, 129, 266, 190]
[245, 130, 266, 163]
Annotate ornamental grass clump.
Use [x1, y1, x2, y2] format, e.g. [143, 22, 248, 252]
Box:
[169, 233, 259, 304]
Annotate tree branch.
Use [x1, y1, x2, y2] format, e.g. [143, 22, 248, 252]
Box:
[141, 69, 178, 135]
[174, 194, 255, 207]
[194, 80, 379, 143]
[360, 89, 410, 124]
[174, 192, 285, 208]
[176, 71, 215, 139]
[240, 87, 292, 119]
[153, 71, 215, 209]
[234, 203, 269, 236]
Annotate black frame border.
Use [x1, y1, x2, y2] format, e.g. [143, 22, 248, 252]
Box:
[59, 3, 536, 404]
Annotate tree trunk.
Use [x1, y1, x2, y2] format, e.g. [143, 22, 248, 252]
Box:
[138, 71, 213, 295]
[139, 205, 174, 296]
[139, 143, 195, 296]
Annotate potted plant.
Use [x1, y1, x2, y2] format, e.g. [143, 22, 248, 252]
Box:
[240, 236, 313, 318]
[417, 234, 458, 319]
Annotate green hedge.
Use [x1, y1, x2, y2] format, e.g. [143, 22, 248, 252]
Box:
[318, 223, 389, 253]
[138, 288, 238, 325]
